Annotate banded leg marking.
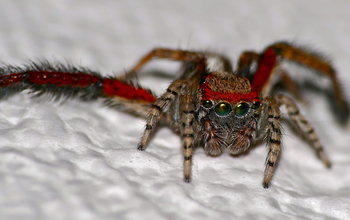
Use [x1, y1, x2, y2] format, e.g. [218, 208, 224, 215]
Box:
[138, 80, 185, 151]
[180, 94, 196, 182]
[263, 98, 282, 188]
[275, 94, 331, 167]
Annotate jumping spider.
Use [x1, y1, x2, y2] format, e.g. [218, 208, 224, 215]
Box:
[124, 42, 348, 188]
[0, 41, 347, 188]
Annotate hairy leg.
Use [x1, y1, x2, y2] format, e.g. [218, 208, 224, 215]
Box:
[179, 94, 196, 182]
[262, 97, 282, 188]
[267, 42, 348, 120]
[121, 48, 205, 80]
[275, 94, 331, 167]
[138, 79, 185, 151]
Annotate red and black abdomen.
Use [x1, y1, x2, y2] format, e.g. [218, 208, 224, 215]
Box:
[0, 61, 156, 103]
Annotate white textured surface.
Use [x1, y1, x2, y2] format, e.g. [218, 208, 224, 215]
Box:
[0, 1, 350, 220]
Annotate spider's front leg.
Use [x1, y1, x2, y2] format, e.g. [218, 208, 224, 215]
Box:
[262, 94, 331, 188]
[138, 79, 185, 150]
[179, 94, 196, 182]
[126, 48, 208, 182]
[275, 94, 331, 167]
[138, 80, 197, 182]
[262, 97, 282, 188]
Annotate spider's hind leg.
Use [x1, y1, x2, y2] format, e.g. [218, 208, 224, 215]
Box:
[267, 42, 349, 123]
[120, 48, 204, 80]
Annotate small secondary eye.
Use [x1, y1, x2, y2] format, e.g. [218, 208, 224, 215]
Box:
[215, 102, 232, 116]
[202, 100, 213, 108]
[252, 101, 261, 109]
[234, 102, 249, 116]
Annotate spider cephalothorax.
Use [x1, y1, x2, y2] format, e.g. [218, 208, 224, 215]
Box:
[198, 74, 261, 156]
[0, 42, 347, 188]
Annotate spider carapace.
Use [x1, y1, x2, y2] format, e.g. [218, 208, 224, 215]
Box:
[0, 41, 348, 188]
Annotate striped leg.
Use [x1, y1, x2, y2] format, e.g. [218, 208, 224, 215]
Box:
[138, 79, 185, 151]
[275, 94, 331, 167]
[263, 98, 282, 188]
[179, 94, 196, 182]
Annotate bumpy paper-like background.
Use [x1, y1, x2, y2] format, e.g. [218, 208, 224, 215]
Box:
[0, 1, 350, 219]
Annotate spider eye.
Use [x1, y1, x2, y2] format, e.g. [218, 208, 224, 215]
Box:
[215, 102, 232, 116]
[252, 101, 261, 109]
[234, 102, 249, 116]
[202, 100, 213, 108]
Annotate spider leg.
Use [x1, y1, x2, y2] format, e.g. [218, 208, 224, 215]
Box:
[266, 42, 349, 121]
[179, 94, 196, 182]
[275, 94, 331, 167]
[262, 97, 282, 188]
[121, 48, 204, 80]
[236, 51, 260, 80]
[138, 79, 185, 151]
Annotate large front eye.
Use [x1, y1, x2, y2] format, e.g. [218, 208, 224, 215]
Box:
[234, 102, 249, 116]
[215, 102, 232, 116]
